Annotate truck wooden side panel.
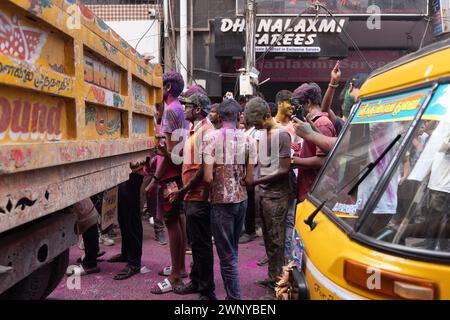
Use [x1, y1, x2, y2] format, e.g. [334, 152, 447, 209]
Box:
[0, 0, 162, 233]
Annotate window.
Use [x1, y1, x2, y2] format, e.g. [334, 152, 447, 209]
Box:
[310, 86, 434, 231]
[358, 84, 450, 254]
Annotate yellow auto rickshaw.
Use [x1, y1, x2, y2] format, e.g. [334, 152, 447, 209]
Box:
[290, 38, 450, 300]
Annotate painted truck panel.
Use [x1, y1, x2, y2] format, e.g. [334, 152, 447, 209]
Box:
[0, 0, 162, 233]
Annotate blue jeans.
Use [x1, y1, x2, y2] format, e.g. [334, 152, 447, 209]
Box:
[211, 200, 247, 300]
[285, 198, 297, 262]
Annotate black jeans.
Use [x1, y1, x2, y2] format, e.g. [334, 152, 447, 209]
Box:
[82, 224, 99, 269]
[185, 201, 215, 297]
[117, 173, 143, 268]
[244, 188, 256, 235]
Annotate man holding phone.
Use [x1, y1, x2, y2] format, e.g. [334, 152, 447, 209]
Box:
[290, 82, 337, 203]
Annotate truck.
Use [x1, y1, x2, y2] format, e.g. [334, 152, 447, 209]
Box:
[0, 0, 161, 299]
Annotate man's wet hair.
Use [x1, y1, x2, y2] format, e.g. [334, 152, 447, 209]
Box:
[292, 82, 322, 106]
[237, 95, 247, 103]
[268, 102, 277, 117]
[163, 71, 184, 98]
[181, 84, 207, 98]
[275, 90, 292, 105]
[218, 99, 241, 122]
[211, 102, 220, 111]
[244, 97, 270, 127]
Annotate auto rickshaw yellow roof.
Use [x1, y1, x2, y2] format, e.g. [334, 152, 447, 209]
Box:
[359, 38, 450, 99]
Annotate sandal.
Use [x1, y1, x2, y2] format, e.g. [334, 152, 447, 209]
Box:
[66, 264, 100, 276]
[158, 266, 172, 276]
[76, 250, 106, 264]
[158, 266, 188, 278]
[108, 253, 127, 263]
[113, 264, 140, 280]
[150, 278, 183, 295]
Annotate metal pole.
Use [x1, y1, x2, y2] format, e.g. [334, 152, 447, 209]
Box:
[245, 0, 256, 75]
[163, 0, 171, 71]
[180, 0, 188, 85]
[190, 0, 194, 85]
[244, 0, 256, 96]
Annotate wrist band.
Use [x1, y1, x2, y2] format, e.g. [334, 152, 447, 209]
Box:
[328, 83, 339, 88]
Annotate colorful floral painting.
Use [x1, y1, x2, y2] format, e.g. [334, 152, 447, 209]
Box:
[96, 17, 110, 32]
[0, 11, 48, 63]
[101, 39, 118, 55]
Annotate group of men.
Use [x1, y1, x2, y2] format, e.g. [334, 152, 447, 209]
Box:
[70, 61, 368, 300]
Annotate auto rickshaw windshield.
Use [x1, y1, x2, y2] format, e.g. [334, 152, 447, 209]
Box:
[311, 83, 450, 255]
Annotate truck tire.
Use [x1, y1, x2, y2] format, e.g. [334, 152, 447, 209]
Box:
[42, 249, 70, 299]
[0, 263, 52, 300]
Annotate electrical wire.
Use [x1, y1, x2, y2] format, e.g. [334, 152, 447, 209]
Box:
[194, 68, 239, 77]
[255, 3, 317, 90]
[254, 2, 318, 91]
[166, 29, 198, 85]
[419, 16, 432, 50]
[316, 3, 373, 71]
[135, 19, 156, 50]
[255, 4, 316, 63]
[131, 0, 158, 50]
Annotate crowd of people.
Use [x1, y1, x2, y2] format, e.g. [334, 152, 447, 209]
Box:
[68, 61, 369, 300]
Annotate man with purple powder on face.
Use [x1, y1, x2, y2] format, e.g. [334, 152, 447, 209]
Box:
[147, 71, 189, 294]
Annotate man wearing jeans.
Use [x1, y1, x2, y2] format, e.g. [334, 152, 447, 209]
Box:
[244, 97, 293, 293]
[203, 99, 256, 300]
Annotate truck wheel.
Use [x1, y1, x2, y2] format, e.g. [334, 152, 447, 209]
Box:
[42, 249, 70, 299]
[0, 263, 52, 300]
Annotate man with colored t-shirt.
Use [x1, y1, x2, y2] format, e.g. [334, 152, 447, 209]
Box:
[147, 71, 189, 294]
[291, 82, 337, 203]
[203, 99, 256, 300]
[244, 97, 293, 294]
[172, 93, 217, 300]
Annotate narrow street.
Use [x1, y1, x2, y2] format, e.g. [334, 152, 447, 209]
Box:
[1, 0, 450, 306]
[49, 219, 268, 300]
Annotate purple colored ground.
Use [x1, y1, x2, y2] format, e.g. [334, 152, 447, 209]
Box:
[48, 218, 269, 300]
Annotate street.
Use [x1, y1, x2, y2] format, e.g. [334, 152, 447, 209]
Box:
[48, 220, 268, 300]
[1, 0, 450, 304]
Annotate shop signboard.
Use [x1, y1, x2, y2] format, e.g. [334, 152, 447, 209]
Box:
[431, 0, 450, 36]
[215, 17, 349, 58]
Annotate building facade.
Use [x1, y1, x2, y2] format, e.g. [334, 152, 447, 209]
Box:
[173, 0, 444, 105]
